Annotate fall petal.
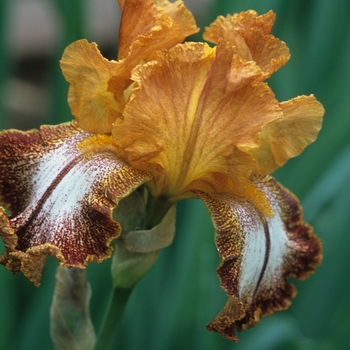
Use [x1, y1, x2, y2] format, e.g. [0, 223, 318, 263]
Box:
[195, 176, 322, 341]
[204, 10, 290, 77]
[113, 41, 283, 197]
[0, 123, 150, 285]
[243, 95, 324, 174]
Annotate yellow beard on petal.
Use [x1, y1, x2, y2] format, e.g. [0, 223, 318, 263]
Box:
[241, 181, 274, 218]
[76, 133, 118, 159]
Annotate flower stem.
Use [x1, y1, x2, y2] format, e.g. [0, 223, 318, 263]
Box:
[94, 287, 132, 350]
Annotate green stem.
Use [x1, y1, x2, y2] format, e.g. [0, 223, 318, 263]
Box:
[95, 191, 173, 349]
[95, 287, 132, 350]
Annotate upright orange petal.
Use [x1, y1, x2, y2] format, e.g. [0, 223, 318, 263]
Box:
[117, 0, 198, 60]
[60, 40, 127, 134]
[61, 0, 198, 134]
[112, 41, 283, 198]
[242, 95, 324, 174]
[204, 10, 290, 77]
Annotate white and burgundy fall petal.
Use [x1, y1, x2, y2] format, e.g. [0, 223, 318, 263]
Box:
[196, 175, 322, 341]
[0, 123, 150, 286]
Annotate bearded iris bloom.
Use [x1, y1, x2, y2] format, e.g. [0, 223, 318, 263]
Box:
[0, 0, 324, 342]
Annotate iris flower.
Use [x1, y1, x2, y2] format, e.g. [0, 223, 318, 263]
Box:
[0, 0, 324, 342]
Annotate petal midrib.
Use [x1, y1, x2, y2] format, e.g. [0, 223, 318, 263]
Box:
[253, 214, 271, 297]
[165, 64, 211, 196]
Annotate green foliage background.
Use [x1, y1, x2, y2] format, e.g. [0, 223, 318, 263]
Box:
[1, 0, 349, 349]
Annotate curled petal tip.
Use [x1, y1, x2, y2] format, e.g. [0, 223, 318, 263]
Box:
[60, 40, 124, 134]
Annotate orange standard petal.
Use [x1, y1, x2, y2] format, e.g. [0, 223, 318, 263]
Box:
[195, 176, 322, 341]
[204, 10, 290, 77]
[0, 123, 150, 286]
[117, 0, 199, 60]
[112, 41, 285, 198]
[60, 0, 198, 134]
[243, 95, 324, 174]
[60, 40, 127, 134]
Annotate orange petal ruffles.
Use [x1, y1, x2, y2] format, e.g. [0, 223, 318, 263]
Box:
[60, 0, 198, 134]
[112, 39, 323, 197]
[0, 0, 324, 343]
[204, 10, 290, 77]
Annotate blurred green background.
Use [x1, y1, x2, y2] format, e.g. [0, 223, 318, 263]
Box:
[0, 0, 349, 349]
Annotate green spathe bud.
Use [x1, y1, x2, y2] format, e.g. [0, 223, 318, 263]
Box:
[94, 191, 176, 350]
[50, 267, 96, 350]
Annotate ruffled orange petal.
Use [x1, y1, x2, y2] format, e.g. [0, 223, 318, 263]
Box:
[60, 40, 127, 134]
[242, 95, 324, 174]
[112, 41, 283, 198]
[204, 10, 290, 77]
[195, 176, 322, 341]
[61, 1, 198, 134]
[117, 0, 199, 60]
[0, 123, 150, 286]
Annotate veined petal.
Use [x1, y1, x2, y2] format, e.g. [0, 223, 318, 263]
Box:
[117, 0, 199, 60]
[60, 40, 127, 134]
[113, 41, 283, 198]
[242, 95, 324, 174]
[204, 10, 290, 77]
[195, 176, 322, 341]
[0, 123, 150, 286]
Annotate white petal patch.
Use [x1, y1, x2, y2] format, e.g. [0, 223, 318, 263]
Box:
[12, 154, 124, 263]
[235, 200, 269, 299]
[237, 194, 291, 300]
